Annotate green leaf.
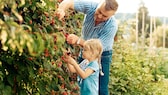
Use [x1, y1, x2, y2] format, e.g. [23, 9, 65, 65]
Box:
[0, 71, 3, 81]
[0, 81, 4, 89]
[32, 13, 38, 19]
[19, 89, 27, 95]
[28, 66, 35, 78]
[31, 6, 36, 12]
[38, 81, 47, 94]
[7, 74, 14, 86]
[2, 86, 12, 95]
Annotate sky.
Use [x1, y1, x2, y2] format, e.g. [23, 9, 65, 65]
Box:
[116, 0, 168, 17]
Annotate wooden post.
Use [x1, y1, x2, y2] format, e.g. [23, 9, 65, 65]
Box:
[142, 10, 145, 47]
[136, 12, 139, 49]
[163, 17, 166, 48]
[150, 16, 153, 48]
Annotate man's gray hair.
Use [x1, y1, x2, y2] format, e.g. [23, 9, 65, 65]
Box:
[105, 0, 118, 11]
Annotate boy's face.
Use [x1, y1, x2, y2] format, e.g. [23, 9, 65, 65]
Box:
[82, 45, 91, 60]
[94, 2, 115, 22]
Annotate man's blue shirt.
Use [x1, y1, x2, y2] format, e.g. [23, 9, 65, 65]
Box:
[74, 0, 118, 51]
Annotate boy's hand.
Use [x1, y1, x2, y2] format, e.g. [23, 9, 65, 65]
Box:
[62, 48, 72, 63]
[62, 52, 76, 66]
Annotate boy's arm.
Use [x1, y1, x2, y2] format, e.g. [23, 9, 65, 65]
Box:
[72, 63, 94, 79]
[67, 63, 76, 73]
[64, 51, 94, 79]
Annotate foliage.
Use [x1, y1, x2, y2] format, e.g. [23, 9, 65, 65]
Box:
[0, 0, 83, 94]
[138, 1, 149, 37]
[152, 26, 168, 48]
[109, 33, 168, 95]
[117, 13, 164, 48]
[137, 1, 161, 38]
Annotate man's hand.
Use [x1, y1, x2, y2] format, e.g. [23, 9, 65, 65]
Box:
[55, 8, 65, 20]
[66, 34, 79, 45]
[55, 0, 74, 20]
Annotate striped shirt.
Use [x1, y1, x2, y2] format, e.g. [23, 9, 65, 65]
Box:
[74, 0, 118, 51]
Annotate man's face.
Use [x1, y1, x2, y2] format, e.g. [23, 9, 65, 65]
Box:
[94, 3, 115, 22]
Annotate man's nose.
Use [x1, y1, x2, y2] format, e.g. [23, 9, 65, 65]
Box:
[98, 14, 102, 19]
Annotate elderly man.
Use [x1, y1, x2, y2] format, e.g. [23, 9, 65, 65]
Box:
[56, 0, 118, 94]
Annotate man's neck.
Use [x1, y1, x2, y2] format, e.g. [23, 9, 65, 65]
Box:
[95, 21, 102, 26]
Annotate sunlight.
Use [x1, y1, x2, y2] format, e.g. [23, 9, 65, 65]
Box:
[117, 0, 168, 17]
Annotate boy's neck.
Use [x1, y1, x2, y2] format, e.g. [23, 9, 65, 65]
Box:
[88, 58, 98, 62]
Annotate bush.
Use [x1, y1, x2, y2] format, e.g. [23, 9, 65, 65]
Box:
[0, 0, 83, 94]
[109, 35, 168, 95]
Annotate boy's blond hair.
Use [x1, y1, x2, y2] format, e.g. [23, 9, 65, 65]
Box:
[84, 39, 103, 62]
[84, 39, 104, 76]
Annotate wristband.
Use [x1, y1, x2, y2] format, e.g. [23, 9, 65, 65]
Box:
[76, 38, 81, 45]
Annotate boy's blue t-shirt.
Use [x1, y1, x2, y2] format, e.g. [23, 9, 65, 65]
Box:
[78, 59, 99, 95]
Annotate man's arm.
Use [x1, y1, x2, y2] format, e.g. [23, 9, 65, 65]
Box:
[56, 0, 74, 20]
[58, 0, 74, 11]
[76, 37, 85, 47]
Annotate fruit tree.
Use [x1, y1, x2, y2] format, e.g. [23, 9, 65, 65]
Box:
[0, 0, 84, 94]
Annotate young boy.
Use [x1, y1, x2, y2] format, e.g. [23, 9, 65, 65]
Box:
[63, 39, 103, 95]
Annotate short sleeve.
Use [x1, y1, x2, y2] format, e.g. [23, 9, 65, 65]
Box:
[87, 61, 99, 72]
[74, 0, 98, 14]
